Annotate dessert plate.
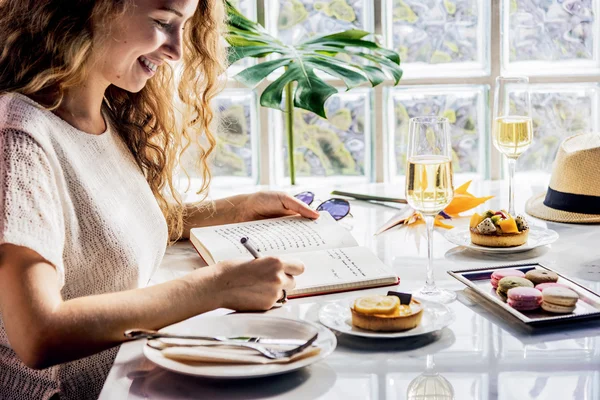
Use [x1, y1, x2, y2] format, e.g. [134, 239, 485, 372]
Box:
[318, 298, 454, 339]
[443, 226, 558, 254]
[143, 314, 336, 379]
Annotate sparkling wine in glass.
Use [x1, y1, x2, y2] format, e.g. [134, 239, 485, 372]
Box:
[493, 76, 533, 216]
[405, 116, 456, 304]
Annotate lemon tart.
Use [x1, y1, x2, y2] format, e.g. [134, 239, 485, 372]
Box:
[350, 295, 423, 332]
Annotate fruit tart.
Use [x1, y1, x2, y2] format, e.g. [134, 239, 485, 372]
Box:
[469, 210, 529, 248]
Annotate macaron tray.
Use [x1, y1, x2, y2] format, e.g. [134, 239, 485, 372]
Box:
[448, 263, 600, 326]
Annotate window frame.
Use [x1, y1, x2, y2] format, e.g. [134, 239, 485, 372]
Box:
[221, 0, 600, 186]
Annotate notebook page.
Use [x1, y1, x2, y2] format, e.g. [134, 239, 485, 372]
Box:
[282, 246, 397, 296]
[190, 212, 358, 264]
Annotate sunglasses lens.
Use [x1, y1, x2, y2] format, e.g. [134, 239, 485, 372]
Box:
[316, 199, 350, 221]
[294, 191, 315, 205]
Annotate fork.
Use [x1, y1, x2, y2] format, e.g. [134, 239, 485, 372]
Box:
[124, 328, 307, 346]
[147, 332, 319, 360]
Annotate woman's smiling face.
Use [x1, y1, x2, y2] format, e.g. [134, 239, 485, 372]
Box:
[94, 0, 198, 92]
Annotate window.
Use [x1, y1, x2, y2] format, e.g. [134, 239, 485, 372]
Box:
[209, 0, 599, 186]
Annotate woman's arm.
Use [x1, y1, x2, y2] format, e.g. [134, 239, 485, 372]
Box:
[0, 243, 303, 369]
[181, 192, 319, 239]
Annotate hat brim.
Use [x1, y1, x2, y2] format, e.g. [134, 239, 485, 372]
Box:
[526, 191, 600, 224]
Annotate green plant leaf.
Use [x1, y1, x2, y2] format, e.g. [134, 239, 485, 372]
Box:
[304, 57, 368, 89]
[227, 45, 283, 64]
[304, 29, 370, 42]
[361, 66, 387, 86]
[225, 2, 402, 116]
[234, 58, 291, 87]
[293, 70, 339, 118]
[260, 65, 338, 118]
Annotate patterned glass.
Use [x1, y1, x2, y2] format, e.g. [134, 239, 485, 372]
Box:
[384, 0, 490, 77]
[265, 0, 374, 44]
[502, 0, 599, 74]
[271, 88, 373, 181]
[516, 83, 600, 173]
[210, 89, 258, 181]
[387, 85, 488, 178]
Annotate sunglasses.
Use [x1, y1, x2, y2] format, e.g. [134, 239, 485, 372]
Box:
[294, 191, 351, 221]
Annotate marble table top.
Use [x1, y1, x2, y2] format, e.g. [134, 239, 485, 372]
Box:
[99, 179, 600, 400]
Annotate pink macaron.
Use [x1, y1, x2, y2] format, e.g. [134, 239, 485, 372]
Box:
[491, 269, 526, 289]
[507, 287, 542, 311]
[535, 282, 569, 292]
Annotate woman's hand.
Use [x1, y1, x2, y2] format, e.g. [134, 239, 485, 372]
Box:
[234, 191, 319, 223]
[213, 256, 304, 311]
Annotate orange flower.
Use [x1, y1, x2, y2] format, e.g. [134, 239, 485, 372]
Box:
[375, 180, 494, 234]
[443, 181, 494, 217]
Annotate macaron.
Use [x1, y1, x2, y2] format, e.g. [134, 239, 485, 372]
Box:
[525, 269, 559, 285]
[491, 269, 526, 289]
[535, 282, 569, 292]
[496, 277, 534, 302]
[507, 287, 542, 311]
[541, 287, 579, 314]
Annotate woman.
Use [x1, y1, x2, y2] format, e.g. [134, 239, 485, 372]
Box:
[0, 0, 319, 399]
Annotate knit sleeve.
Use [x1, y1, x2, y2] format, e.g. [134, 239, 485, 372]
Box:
[0, 129, 65, 288]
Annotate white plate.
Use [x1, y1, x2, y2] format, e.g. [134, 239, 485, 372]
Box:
[143, 314, 336, 379]
[443, 226, 559, 254]
[318, 298, 455, 339]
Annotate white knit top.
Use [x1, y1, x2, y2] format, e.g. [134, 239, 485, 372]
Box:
[0, 93, 168, 400]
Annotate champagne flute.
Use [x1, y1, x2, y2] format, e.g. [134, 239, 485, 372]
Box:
[492, 76, 533, 217]
[405, 116, 456, 304]
[407, 354, 455, 400]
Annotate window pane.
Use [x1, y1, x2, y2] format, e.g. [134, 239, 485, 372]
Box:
[502, 0, 599, 75]
[386, 85, 489, 179]
[384, 0, 490, 78]
[265, 0, 374, 44]
[270, 88, 374, 184]
[210, 89, 259, 185]
[516, 83, 600, 173]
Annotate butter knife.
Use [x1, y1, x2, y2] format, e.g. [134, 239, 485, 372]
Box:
[124, 328, 308, 346]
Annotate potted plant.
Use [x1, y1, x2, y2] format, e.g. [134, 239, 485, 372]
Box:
[225, 2, 403, 184]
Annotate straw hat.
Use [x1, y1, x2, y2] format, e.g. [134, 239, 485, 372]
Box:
[526, 133, 600, 223]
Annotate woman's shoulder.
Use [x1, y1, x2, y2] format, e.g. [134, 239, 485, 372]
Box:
[0, 92, 62, 148]
[0, 92, 53, 129]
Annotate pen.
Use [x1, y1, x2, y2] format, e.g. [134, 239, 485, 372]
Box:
[240, 237, 261, 259]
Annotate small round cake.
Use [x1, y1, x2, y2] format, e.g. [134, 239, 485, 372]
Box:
[507, 287, 542, 311]
[469, 210, 529, 248]
[535, 282, 569, 292]
[491, 269, 525, 289]
[541, 287, 579, 314]
[350, 295, 423, 332]
[496, 276, 534, 302]
[525, 269, 559, 285]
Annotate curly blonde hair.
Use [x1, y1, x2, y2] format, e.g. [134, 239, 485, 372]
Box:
[0, 0, 227, 241]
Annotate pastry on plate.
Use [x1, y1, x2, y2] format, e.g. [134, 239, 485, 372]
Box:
[469, 210, 529, 248]
[350, 295, 423, 332]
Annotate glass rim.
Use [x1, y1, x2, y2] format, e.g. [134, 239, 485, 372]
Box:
[409, 116, 449, 124]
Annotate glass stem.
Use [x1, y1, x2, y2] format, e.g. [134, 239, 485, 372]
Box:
[426, 354, 435, 371]
[424, 215, 436, 293]
[507, 158, 516, 216]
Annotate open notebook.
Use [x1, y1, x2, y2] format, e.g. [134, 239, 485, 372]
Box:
[189, 212, 399, 298]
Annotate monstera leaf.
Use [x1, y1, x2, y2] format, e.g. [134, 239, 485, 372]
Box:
[225, 2, 402, 118]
